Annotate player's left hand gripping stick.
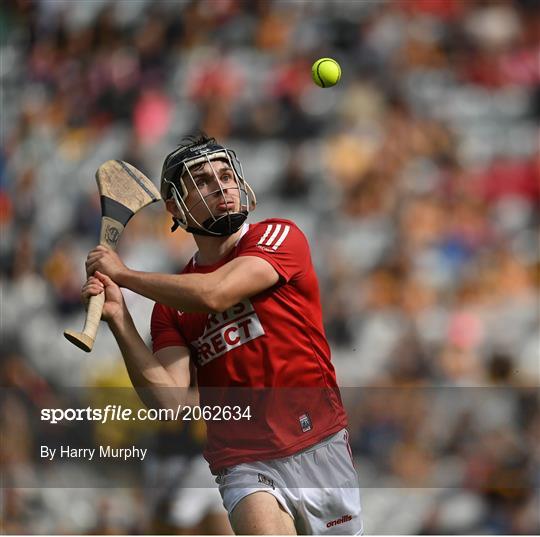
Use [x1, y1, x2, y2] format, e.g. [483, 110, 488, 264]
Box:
[64, 160, 161, 352]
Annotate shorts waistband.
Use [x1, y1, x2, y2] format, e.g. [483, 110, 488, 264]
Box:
[214, 428, 348, 474]
[292, 427, 346, 457]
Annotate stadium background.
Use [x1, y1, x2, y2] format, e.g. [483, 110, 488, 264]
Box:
[1, 0, 539, 534]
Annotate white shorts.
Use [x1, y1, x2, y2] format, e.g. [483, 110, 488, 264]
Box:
[216, 429, 363, 535]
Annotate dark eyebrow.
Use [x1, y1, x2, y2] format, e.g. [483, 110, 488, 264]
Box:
[192, 166, 233, 180]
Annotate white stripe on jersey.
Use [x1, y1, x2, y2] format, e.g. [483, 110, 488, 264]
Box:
[272, 225, 290, 250]
[257, 224, 273, 245]
[265, 224, 282, 247]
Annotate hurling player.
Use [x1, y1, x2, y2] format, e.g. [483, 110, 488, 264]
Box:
[83, 134, 362, 535]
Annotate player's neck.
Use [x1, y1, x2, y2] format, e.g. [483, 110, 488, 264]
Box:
[193, 228, 243, 266]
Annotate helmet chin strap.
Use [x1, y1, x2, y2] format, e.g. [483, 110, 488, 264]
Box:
[185, 211, 248, 237]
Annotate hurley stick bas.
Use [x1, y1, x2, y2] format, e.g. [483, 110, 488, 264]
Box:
[64, 160, 161, 352]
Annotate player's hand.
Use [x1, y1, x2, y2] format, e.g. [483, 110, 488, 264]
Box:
[85, 245, 129, 282]
[81, 272, 126, 323]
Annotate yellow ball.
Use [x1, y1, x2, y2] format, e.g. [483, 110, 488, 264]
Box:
[311, 58, 341, 88]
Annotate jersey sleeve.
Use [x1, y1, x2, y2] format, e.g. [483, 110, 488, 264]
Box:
[236, 220, 311, 283]
[150, 302, 188, 353]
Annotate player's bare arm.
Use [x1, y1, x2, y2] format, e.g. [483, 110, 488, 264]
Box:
[86, 249, 279, 314]
[82, 271, 191, 409]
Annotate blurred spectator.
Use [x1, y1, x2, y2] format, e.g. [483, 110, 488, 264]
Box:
[2, 0, 538, 533]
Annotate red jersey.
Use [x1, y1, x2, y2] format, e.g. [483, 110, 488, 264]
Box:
[151, 219, 347, 471]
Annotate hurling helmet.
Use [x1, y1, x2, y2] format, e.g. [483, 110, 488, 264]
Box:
[160, 138, 256, 236]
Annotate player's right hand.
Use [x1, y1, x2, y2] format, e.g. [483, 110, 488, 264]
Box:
[81, 271, 126, 323]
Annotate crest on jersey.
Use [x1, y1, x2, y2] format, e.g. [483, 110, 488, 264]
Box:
[299, 413, 312, 432]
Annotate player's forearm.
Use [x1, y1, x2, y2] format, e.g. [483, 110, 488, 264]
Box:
[118, 270, 222, 313]
[108, 310, 185, 409]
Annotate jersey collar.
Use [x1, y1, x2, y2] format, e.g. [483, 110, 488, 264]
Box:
[193, 222, 250, 267]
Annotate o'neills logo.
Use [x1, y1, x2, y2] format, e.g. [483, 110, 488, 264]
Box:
[326, 515, 352, 528]
[192, 299, 265, 366]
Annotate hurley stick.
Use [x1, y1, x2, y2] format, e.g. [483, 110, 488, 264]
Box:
[64, 160, 161, 352]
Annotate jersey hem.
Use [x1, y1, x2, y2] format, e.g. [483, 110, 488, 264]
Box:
[152, 339, 187, 353]
[208, 417, 348, 474]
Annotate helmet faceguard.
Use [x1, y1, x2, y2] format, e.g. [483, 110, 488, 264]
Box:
[160, 141, 256, 237]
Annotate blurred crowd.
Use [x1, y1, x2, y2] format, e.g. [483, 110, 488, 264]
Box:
[1, 0, 539, 534]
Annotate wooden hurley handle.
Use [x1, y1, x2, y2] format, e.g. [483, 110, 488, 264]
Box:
[63, 217, 124, 352]
[64, 293, 105, 352]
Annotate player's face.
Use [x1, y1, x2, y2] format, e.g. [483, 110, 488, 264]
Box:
[184, 159, 241, 227]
